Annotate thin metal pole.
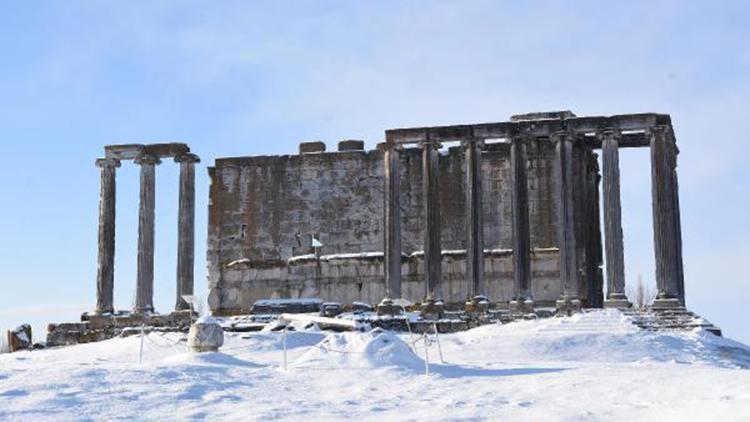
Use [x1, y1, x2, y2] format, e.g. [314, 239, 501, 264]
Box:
[139, 322, 145, 364]
[282, 326, 288, 371]
[423, 333, 430, 376]
[433, 323, 444, 364]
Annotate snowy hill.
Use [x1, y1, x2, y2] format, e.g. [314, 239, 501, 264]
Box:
[1, 310, 749, 421]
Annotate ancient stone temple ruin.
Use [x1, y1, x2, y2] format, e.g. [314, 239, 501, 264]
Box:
[206, 111, 686, 316]
[45, 110, 720, 347]
[47, 143, 200, 346]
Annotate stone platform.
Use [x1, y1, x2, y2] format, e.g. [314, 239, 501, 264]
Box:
[47, 310, 195, 347]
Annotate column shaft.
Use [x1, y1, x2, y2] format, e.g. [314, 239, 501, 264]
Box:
[175, 154, 200, 311]
[510, 136, 532, 305]
[601, 130, 630, 307]
[95, 158, 120, 314]
[422, 141, 442, 300]
[554, 132, 579, 308]
[650, 126, 684, 307]
[384, 145, 402, 298]
[135, 154, 160, 313]
[464, 140, 485, 298]
[585, 154, 605, 308]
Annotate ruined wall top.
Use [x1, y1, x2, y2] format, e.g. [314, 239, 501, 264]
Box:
[385, 111, 674, 148]
[104, 143, 193, 161]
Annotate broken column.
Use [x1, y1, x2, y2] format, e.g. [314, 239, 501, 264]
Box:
[422, 140, 442, 301]
[383, 143, 402, 300]
[135, 153, 161, 313]
[601, 129, 631, 309]
[464, 139, 485, 300]
[509, 135, 534, 313]
[95, 157, 120, 314]
[554, 131, 581, 313]
[187, 316, 224, 353]
[650, 125, 685, 309]
[175, 153, 200, 311]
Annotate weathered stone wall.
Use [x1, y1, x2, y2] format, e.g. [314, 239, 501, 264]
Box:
[212, 249, 561, 314]
[207, 140, 602, 314]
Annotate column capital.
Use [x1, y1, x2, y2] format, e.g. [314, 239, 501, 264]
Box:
[419, 140, 442, 150]
[648, 124, 670, 136]
[551, 130, 576, 142]
[175, 153, 201, 164]
[135, 154, 162, 166]
[461, 138, 485, 148]
[383, 142, 404, 152]
[95, 157, 121, 169]
[599, 127, 621, 141]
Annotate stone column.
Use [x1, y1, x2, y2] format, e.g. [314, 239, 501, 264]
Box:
[95, 157, 121, 314]
[422, 140, 442, 300]
[175, 153, 200, 311]
[585, 153, 605, 308]
[464, 139, 485, 298]
[650, 125, 685, 309]
[134, 153, 161, 313]
[554, 131, 580, 312]
[383, 144, 402, 300]
[509, 135, 533, 313]
[601, 129, 631, 309]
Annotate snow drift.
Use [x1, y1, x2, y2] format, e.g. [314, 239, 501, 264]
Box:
[293, 328, 425, 371]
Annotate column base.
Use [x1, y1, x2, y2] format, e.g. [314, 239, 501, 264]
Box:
[93, 307, 114, 316]
[133, 307, 155, 316]
[509, 298, 535, 315]
[604, 298, 632, 309]
[652, 297, 684, 311]
[465, 295, 490, 316]
[555, 296, 581, 315]
[420, 298, 445, 321]
[376, 298, 403, 316]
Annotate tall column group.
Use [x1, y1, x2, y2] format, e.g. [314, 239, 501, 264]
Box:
[377, 116, 687, 314]
[94, 146, 199, 315]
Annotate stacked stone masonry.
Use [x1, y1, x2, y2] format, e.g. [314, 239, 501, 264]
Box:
[207, 111, 620, 315]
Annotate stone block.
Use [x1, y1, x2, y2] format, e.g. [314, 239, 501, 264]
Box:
[299, 141, 326, 154]
[8, 324, 32, 352]
[320, 302, 343, 317]
[338, 140, 365, 152]
[420, 299, 445, 321]
[187, 316, 224, 353]
[555, 297, 582, 315]
[509, 299, 535, 315]
[376, 298, 402, 316]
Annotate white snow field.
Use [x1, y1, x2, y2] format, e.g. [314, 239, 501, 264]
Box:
[1, 310, 749, 421]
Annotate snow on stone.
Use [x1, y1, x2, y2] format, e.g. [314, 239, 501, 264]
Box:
[0, 333, 8, 354]
[294, 329, 424, 371]
[1, 310, 749, 420]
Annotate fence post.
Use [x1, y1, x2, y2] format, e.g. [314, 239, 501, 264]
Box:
[282, 326, 288, 371]
[139, 323, 145, 365]
[433, 322, 444, 364]
[423, 333, 430, 376]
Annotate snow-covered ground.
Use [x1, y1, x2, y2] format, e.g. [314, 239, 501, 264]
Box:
[1, 310, 749, 421]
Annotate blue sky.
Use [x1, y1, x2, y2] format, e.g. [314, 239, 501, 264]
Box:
[0, 1, 748, 343]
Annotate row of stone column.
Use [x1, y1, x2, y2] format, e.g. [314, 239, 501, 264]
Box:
[383, 125, 685, 310]
[95, 152, 200, 315]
